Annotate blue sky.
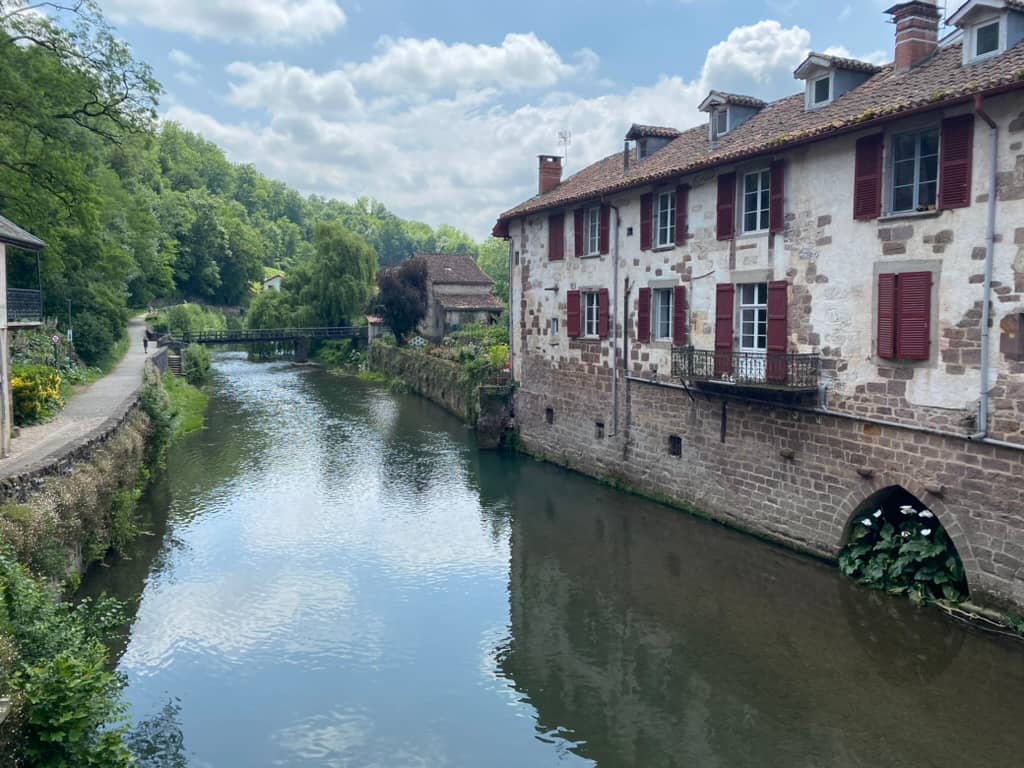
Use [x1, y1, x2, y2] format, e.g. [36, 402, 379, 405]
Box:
[99, 0, 950, 237]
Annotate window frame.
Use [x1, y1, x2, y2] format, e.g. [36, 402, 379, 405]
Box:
[970, 18, 1003, 61]
[889, 126, 940, 214]
[738, 282, 768, 352]
[550, 316, 560, 337]
[583, 291, 601, 337]
[741, 169, 771, 234]
[585, 205, 601, 257]
[808, 73, 833, 109]
[652, 287, 674, 342]
[655, 190, 677, 248]
[715, 108, 729, 137]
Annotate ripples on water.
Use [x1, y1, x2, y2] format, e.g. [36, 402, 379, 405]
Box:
[80, 353, 1024, 768]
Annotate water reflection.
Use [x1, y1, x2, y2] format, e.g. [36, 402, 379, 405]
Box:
[78, 355, 1024, 768]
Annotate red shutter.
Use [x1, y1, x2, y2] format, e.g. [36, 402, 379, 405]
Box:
[769, 160, 785, 234]
[938, 114, 974, 210]
[896, 271, 932, 360]
[637, 287, 652, 343]
[766, 280, 788, 383]
[598, 288, 610, 339]
[716, 173, 736, 241]
[640, 193, 653, 251]
[548, 213, 564, 261]
[672, 285, 688, 346]
[675, 185, 689, 246]
[567, 290, 581, 338]
[715, 283, 735, 375]
[573, 209, 584, 257]
[853, 134, 884, 221]
[599, 205, 611, 255]
[877, 273, 897, 359]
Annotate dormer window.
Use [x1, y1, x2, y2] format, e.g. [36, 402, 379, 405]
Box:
[974, 20, 1001, 58]
[811, 74, 832, 106]
[950, 2, 1024, 65]
[715, 108, 729, 136]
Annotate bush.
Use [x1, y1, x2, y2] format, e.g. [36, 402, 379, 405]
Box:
[181, 344, 212, 386]
[839, 501, 967, 604]
[11, 365, 63, 425]
[151, 304, 227, 338]
[72, 311, 119, 367]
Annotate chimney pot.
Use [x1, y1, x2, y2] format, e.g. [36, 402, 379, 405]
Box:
[886, 1, 940, 73]
[538, 155, 563, 195]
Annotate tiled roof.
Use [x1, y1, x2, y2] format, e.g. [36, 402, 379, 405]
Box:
[796, 52, 883, 77]
[0, 215, 45, 251]
[625, 124, 682, 140]
[438, 293, 504, 311]
[414, 252, 494, 286]
[710, 91, 767, 108]
[494, 40, 1024, 234]
[948, 0, 1024, 23]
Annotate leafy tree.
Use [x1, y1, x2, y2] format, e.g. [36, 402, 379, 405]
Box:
[374, 258, 428, 345]
[286, 221, 376, 327]
[477, 237, 509, 306]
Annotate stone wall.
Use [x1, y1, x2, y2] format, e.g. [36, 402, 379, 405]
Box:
[514, 356, 1024, 614]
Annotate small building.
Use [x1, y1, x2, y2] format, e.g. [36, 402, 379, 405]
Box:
[262, 274, 283, 292]
[0, 214, 46, 457]
[366, 314, 390, 343]
[413, 253, 503, 340]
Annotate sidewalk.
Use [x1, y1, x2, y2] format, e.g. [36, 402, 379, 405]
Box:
[0, 316, 153, 478]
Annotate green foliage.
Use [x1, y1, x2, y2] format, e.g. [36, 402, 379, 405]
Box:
[477, 237, 510, 306]
[10, 364, 63, 425]
[315, 339, 366, 370]
[839, 502, 967, 604]
[162, 372, 209, 438]
[139, 366, 174, 468]
[181, 344, 212, 386]
[373, 258, 428, 344]
[149, 304, 227, 337]
[0, 546, 132, 767]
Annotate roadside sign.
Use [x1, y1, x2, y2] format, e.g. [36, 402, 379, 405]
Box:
[50, 334, 61, 345]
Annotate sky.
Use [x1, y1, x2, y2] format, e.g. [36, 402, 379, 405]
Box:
[98, 0, 958, 239]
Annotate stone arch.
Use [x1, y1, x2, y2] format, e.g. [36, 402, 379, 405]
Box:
[832, 478, 977, 599]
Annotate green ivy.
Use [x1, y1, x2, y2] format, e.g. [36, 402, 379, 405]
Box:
[839, 503, 967, 604]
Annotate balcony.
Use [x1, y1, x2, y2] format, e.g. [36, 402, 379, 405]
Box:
[7, 288, 43, 325]
[671, 347, 820, 392]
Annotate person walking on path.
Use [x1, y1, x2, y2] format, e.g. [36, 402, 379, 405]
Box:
[143, 336, 149, 354]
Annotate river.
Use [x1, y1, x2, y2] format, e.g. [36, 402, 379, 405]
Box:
[80, 353, 1024, 767]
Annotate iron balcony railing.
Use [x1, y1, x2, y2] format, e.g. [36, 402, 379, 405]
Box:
[671, 347, 820, 391]
[7, 288, 42, 324]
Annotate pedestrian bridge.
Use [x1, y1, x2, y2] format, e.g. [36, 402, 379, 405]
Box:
[178, 327, 367, 345]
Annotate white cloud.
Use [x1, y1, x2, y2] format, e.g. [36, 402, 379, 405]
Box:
[822, 45, 890, 66]
[346, 33, 596, 94]
[167, 21, 819, 238]
[169, 48, 201, 70]
[105, 0, 346, 45]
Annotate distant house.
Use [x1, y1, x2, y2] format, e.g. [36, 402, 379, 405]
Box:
[0, 214, 45, 457]
[413, 252, 503, 340]
[262, 274, 283, 292]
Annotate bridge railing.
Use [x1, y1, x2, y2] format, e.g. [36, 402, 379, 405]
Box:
[179, 327, 367, 344]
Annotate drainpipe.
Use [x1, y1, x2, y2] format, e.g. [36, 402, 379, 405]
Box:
[506, 237, 514, 382]
[606, 200, 621, 436]
[969, 94, 998, 440]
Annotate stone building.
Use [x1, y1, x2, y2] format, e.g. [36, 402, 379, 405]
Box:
[414, 252, 503, 341]
[493, 0, 1024, 613]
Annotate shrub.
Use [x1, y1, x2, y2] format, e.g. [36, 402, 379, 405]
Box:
[11, 365, 63, 425]
[71, 311, 118, 367]
[487, 344, 509, 368]
[181, 344, 212, 386]
[839, 502, 967, 604]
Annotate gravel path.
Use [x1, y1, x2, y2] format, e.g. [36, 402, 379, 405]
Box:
[0, 317, 152, 478]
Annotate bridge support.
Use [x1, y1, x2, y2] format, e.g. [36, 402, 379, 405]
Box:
[294, 338, 310, 363]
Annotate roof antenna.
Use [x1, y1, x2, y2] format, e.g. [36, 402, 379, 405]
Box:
[558, 129, 572, 169]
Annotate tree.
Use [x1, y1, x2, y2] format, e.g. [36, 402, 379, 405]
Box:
[374, 258, 427, 345]
[477, 237, 509, 306]
[286, 221, 376, 327]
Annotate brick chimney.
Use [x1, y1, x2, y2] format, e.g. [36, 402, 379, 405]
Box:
[886, 1, 941, 73]
[538, 155, 563, 195]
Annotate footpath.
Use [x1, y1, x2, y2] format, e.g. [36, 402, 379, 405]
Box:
[0, 317, 154, 479]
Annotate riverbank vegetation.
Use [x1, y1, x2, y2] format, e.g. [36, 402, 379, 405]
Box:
[162, 373, 209, 439]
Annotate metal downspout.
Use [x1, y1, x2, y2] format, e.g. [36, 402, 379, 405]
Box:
[506, 237, 514, 382]
[608, 201, 621, 436]
[969, 94, 998, 440]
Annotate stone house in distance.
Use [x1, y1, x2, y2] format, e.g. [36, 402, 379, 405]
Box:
[414, 252, 503, 341]
[494, 0, 1024, 613]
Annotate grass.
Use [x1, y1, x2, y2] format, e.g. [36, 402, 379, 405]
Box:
[162, 372, 209, 438]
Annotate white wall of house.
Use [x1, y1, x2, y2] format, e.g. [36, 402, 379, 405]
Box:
[509, 91, 1024, 441]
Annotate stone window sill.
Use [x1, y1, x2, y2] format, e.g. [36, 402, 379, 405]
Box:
[878, 209, 941, 223]
[652, 244, 676, 253]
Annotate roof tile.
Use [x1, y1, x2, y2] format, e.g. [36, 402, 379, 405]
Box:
[0, 215, 45, 251]
[414, 252, 494, 286]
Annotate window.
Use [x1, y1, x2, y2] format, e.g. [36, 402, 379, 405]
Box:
[669, 435, 682, 457]
[653, 288, 674, 341]
[715, 108, 729, 136]
[656, 191, 676, 247]
[812, 74, 831, 106]
[584, 292, 600, 337]
[545, 407, 554, 425]
[638, 139, 649, 159]
[595, 422, 605, 439]
[975, 21, 1000, 58]
[585, 206, 601, 256]
[550, 317, 560, 337]
[739, 283, 768, 351]
[891, 128, 939, 213]
[742, 170, 771, 233]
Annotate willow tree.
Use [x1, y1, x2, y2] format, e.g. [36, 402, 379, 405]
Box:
[287, 221, 376, 327]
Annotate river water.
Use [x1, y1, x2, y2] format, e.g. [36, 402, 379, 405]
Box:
[81, 353, 1024, 768]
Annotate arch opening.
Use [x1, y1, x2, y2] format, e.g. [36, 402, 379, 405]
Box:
[839, 485, 968, 603]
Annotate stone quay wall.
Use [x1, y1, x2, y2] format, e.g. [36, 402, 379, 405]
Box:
[513, 355, 1024, 614]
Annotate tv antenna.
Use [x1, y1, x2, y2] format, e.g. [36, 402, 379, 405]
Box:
[558, 129, 572, 168]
